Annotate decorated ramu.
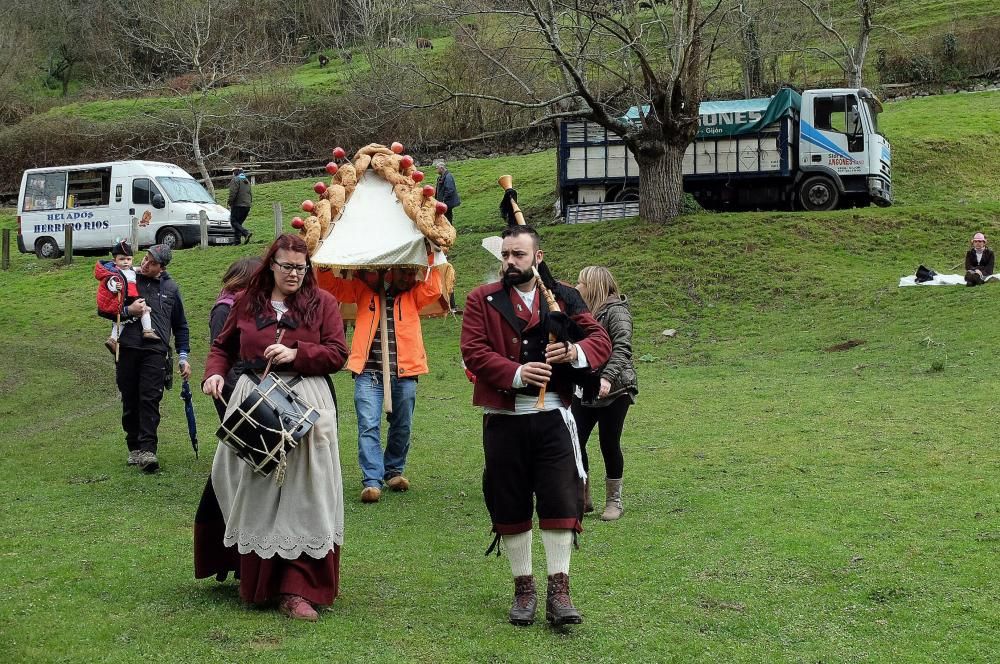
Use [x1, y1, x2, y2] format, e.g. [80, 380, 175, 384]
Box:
[296, 142, 455, 415]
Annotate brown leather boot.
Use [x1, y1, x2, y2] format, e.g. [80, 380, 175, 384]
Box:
[142, 329, 161, 341]
[545, 573, 582, 626]
[583, 478, 594, 513]
[508, 575, 536, 626]
[601, 478, 623, 521]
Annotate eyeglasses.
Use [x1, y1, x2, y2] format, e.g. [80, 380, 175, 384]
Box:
[273, 261, 308, 275]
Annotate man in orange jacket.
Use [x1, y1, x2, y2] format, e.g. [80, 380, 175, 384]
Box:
[318, 265, 443, 503]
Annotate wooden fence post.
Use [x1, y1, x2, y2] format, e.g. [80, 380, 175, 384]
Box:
[199, 210, 209, 248]
[2, 229, 9, 270]
[130, 217, 139, 250]
[273, 202, 283, 239]
[63, 224, 73, 264]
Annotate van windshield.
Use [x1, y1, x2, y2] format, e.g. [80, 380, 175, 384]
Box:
[158, 177, 216, 204]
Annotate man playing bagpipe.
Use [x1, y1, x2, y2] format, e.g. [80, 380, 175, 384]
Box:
[460, 224, 611, 627]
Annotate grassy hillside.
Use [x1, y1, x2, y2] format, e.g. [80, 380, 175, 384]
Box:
[1, 92, 999, 662]
[17, 0, 1000, 127]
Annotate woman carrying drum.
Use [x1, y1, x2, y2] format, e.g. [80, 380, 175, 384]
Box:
[195, 234, 349, 621]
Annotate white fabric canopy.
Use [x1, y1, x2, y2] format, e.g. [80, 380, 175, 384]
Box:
[899, 273, 1000, 286]
[311, 174, 430, 270]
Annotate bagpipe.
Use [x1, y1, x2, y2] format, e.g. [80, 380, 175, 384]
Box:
[496, 175, 586, 407]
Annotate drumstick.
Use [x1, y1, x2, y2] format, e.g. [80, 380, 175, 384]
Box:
[262, 328, 286, 378]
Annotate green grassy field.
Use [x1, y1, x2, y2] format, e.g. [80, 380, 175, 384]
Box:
[0, 92, 999, 662]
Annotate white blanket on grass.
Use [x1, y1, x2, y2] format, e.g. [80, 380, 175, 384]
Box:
[899, 273, 1000, 286]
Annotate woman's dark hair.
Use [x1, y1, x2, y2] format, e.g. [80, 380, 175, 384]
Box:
[244, 234, 320, 327]
[221, 256, 263, 293]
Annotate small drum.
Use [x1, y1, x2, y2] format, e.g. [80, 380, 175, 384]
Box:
[216, 373, 319, 482]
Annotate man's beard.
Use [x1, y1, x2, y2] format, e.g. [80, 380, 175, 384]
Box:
[503, 263, 535, 287]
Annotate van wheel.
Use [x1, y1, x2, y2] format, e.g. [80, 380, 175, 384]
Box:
[156, 227, 183, 250]
[35, 236, 61, 259]
[798, 176, 839, 211]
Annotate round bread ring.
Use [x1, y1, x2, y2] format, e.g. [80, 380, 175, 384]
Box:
[414, 205, 437, 239]
[303, 215, 321, 254]
[337, 164, 358, 197]
[327, 184, 346, 214]
[433, 214, 456, 248]
[315, 199, 332, 239]
[355, 143, 394, 158]
[354, 153, 372, 177]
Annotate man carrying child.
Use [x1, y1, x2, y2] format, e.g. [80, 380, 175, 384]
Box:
[95, 241, 160, 355]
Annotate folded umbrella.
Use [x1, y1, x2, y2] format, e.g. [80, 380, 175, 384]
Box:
[180, 378, 198, 459]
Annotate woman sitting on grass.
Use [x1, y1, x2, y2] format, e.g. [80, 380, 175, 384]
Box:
[964, 232, 994, 286]
[196, 234, 348, 622]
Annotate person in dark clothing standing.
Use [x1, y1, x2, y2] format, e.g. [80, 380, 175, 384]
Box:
[115, 244, 192, 473]
[208, 256, 263, 421]
[227, 168, 253, 245]
[964, 232, 994, 286]
[433, 159, 460, 223]
[433, 159, 461, 312]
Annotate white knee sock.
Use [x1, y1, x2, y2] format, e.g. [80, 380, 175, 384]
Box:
[541, 529, 572, 576]
[503, 531, 532, 577]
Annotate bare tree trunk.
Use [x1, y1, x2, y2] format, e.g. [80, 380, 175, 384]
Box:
[191, 116, 215, 197]
[637, 146, 685, 224]
[736, 1, 763, 97]
[852, 0, 874, 88]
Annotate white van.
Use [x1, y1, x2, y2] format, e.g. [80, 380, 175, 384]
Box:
[16, 160, 235, 258]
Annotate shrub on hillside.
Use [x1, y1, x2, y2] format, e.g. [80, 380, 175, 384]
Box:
[877, 20, 1000, 84]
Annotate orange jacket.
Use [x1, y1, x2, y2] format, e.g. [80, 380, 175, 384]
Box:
[316, 267, 443, 377]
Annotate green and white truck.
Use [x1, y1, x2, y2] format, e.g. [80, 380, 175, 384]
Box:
[557, 87, 892, 220]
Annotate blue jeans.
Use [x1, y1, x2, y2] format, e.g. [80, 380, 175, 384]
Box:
[354, 371, 417, 488]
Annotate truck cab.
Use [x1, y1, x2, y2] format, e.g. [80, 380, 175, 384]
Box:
[797, 88, 892, 210]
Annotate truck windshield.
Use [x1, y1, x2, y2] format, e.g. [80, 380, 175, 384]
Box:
[158, 177, 215, 203]
[863, 98, 882, 136]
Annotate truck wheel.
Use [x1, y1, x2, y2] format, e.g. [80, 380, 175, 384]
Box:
[34, 236, 61, 259]
[615, 187, 640, 203]
[156, 227, 184, 250]
[799, 176, 839, 211]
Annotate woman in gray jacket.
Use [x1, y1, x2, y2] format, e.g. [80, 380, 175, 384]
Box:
[572, 266, 638, 521]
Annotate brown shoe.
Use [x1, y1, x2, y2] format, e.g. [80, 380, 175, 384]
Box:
[142, 329, 161, 341]
[105, 337, 118, 355]
[546, 573, 582, 626]
[386, 475, 410, 492]
[278, 594, 319, 622]
[509, 575, 537, 626]
[361, 486, 381, 503]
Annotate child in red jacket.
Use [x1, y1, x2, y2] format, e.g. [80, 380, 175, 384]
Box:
[95, 241, 159, 354]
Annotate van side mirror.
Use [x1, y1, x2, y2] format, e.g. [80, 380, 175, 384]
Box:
[152, 193, 165, 209]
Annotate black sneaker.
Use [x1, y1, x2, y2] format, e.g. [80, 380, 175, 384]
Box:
[244, 232, 253, 245]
